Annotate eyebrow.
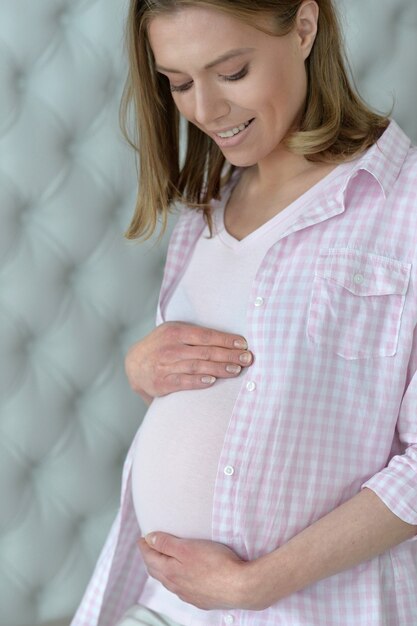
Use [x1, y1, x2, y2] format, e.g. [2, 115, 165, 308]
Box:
[155, 47, 255, 74]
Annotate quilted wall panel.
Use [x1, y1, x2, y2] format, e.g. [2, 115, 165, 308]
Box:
[0, 1, 416, 625]
[0, 1, 171, 624]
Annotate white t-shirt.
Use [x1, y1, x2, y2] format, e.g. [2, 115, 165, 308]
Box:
[131, 165, 347, 539]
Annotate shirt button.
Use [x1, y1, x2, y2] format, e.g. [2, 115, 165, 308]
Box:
[254, 296, 264, 307]
[224, 465, 235, 476]
[224, 615, 235, 625]
[353, 273, 364, 285]
[246, 380, 256, 392]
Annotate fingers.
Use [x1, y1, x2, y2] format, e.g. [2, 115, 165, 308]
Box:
[167, 344, 253, 369]
[144, 532, 187, 562]
[192, 344, 253, 365]
[161, 373, 218, 394]
[138, 537, 174, 581]
[159, 353, 253, 391]
[183, 348, 252, 369]
[159, 333, 253, 371]
[156, 347, 254, 395]
[169, 322, 248, 351]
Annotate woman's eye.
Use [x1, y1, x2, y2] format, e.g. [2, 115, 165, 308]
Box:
[222, 65, 249, 82]
[170, 80, 193, 93]
[169, 64, 249, 93]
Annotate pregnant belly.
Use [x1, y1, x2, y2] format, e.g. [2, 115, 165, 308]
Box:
[131, 378, 240, 539]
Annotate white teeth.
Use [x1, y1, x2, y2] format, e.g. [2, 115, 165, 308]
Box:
[217, 120, 251, 139]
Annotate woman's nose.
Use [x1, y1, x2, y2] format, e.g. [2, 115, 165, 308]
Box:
[193, 83, 230, 127]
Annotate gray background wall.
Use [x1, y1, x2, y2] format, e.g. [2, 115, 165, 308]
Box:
[0, 1, 416, 624]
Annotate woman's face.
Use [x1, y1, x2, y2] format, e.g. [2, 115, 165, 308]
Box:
[148, 4, 317, 168]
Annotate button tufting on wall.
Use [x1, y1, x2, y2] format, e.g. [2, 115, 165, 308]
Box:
[29, 585, 42, 605]
[59, 12, 71, 27]
[66, 140, 80, 159]
[14, 67, 28, 94]
[18, 200, 37, 225]
[53, 4, 73, 27]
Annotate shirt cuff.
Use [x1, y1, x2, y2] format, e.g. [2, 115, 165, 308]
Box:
[361, 448, 417, 536]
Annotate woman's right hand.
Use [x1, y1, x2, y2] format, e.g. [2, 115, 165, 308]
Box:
[125, 321, 253, 404]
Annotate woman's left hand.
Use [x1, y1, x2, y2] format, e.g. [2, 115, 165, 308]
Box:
[138, 533, 251, 610]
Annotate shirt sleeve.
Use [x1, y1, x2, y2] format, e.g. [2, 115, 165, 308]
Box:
[362, 327, 417, 530]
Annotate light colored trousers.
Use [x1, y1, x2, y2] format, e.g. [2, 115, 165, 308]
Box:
[116, 605, 185, 626]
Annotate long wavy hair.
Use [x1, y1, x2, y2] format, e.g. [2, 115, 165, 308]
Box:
[120, 0, 389, 239]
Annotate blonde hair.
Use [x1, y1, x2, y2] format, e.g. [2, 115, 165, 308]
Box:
[120, 0, 389, 239]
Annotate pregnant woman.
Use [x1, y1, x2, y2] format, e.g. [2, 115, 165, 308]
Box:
[72, 1, 417, 625]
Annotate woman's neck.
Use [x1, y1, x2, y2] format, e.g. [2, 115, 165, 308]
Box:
[224, 153, 338, 241]
[249, 146, 321, 195]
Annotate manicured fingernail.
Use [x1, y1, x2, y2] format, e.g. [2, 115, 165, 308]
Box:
[201, 376, 216, 384]
[239, 352, 252, 364]
[226, 364, 241, 374]
[234, 339, 248, 349]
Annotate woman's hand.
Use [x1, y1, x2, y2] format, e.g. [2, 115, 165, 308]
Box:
[139, 533, 251, 610]
[125, 321, 253, 403]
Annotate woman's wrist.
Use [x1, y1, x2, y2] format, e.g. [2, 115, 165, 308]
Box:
[238, 549, 298, 610]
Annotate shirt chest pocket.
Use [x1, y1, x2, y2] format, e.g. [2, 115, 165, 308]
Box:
[307, 249, 411, 359]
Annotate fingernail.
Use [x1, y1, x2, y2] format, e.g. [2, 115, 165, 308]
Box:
[145, 533, 156, 545]
[239, 352, 252, 364]
[226, 364, 241, 374]
[201, 376, 216, 384]
[234, 339, 248, 350]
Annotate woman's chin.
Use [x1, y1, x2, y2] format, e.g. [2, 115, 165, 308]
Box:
[222, 153, 259, 168]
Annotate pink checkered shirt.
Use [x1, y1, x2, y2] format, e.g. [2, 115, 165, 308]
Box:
[72, 120, 417, 625]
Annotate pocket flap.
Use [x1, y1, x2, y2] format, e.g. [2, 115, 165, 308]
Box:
[316, 249, 411, 297]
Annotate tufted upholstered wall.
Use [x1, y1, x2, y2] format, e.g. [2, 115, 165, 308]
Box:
[0, 1, 416, 625]
[0, 1, 171, 624]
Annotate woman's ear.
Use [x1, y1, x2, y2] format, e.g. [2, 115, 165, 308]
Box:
[296, 0, 319, 60]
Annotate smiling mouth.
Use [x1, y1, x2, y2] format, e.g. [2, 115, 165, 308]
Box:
[216, 118, 254, 138]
